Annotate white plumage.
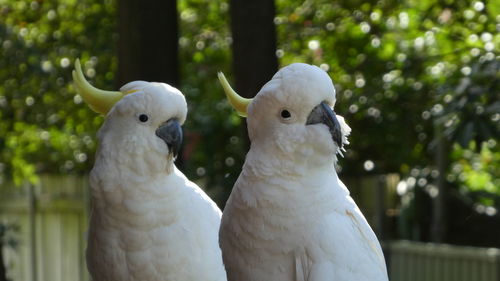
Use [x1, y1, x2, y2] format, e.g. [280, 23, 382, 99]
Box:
[219, 63, 388, 281]
[84, 81, 227, 281]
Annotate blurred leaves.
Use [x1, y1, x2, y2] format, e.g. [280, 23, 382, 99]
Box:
[275, 0, 499, 175]
[0, 0, 498, 213]
[436, 59, 499, 148]
[0, 223, 18, 250]
[449, 141, 500, 206]
[0, 0, 116, 185]
[177, 0, 245, 203]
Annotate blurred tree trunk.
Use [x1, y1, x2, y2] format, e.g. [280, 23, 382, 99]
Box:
[229, 0, 278, 146]
[117, 0, 183, 167]
[0, 242, 6, 281]
[117, 0, 179, 87]
[431, 124, 448, 242]
[229, 0, 278, 98]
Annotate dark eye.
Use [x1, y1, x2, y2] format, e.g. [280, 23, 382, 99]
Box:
[138, 114, 149, 122]
[280, 109, 291, 119]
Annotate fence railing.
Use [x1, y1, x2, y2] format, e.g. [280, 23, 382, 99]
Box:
[387, 240, 500, 281]
[0, 175, 90, 281]
[1, 175, 499, 281]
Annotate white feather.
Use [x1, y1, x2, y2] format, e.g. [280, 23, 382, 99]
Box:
[220, 63, 388, 281]
[87, 81, 227, 281]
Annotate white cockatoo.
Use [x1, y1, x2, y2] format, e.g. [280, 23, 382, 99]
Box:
[217, 63, 388, 281]
[72, 59, 227, 281]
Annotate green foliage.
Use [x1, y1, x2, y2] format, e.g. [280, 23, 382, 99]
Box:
[0, 0, 116, 185]
[435, 59, 499, 147]
[0, 223, 18, 250]
[273, 1, 499, 240]
[274, 0, 499, 175]
[0, 0, 497, 216]
[177, 0, 246, 203]
[449, 141, 500, 206]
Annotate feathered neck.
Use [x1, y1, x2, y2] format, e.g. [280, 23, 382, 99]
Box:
[242, 139, 337, 181]
[93, 131, 174, 186]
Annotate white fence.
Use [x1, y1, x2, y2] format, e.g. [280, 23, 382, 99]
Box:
[0, 175, 90, 281]
[1, 175, 499, 281]
[388, 240, 500, 281]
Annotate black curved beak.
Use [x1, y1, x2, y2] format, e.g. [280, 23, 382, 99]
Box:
[155, 119, 183, 158]
[306, 102, 343, 149]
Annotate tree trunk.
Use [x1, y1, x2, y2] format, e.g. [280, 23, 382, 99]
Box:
[229, 0, 279, 149]
[117, 0, 179, 87]
[431, 124, 448, 242]
[229, 0, 278, 99]
[374, 175, 386, 240]
[0, 242, 7, 281]
[117, 0, 182, 166]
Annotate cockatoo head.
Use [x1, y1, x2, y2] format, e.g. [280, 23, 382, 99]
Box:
[72, 59, 186, 175]
[219, 63, 350, 163]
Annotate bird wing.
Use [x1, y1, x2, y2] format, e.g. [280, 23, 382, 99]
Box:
[294, 210, 387, 281]
[338, 179, 386, 267]
[345, 207, 386, 264]
[293, 179, 387, 281]
[294, 251, 309, 281]
[295, 252, 335, 281]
